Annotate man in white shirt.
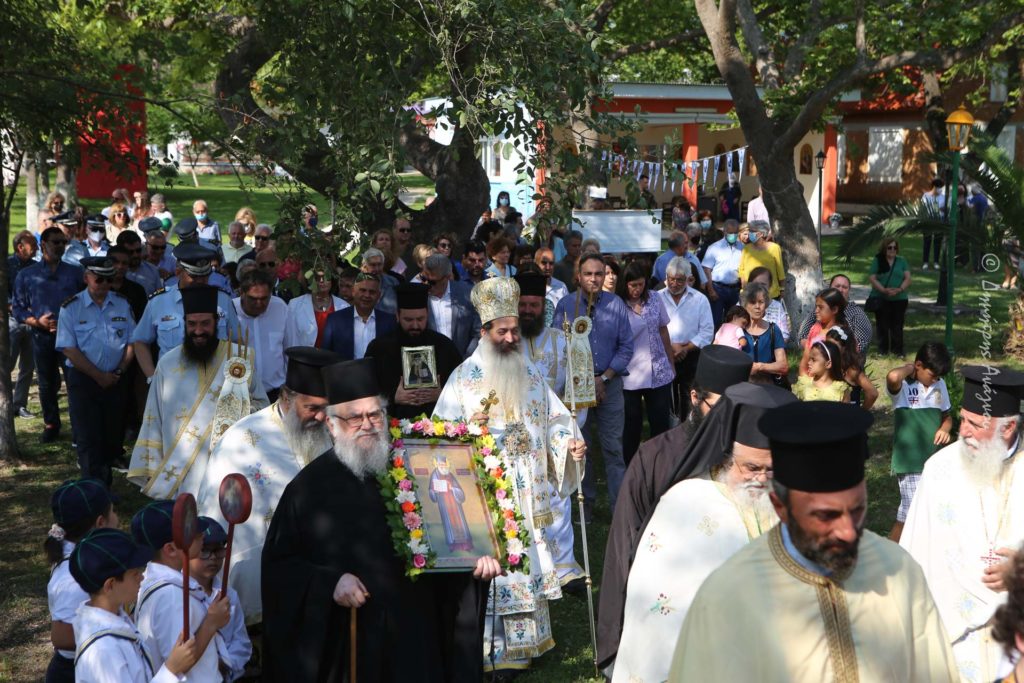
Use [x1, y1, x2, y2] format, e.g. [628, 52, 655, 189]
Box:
[222, 221, 254, 264]
[701, 219, 744, 329]
[233, 268, 288, 402]
[659, 256, 713, 420]
[423, 254, 479, 356]
[534, 247, 569, 327]
[746, 184, 770, 225]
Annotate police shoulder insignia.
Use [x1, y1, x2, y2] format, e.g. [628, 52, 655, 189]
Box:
[60, 293, 79, 308]
[149, 288, 166, 299]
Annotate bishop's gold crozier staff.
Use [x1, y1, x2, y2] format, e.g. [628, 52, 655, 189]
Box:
[563, 315, 598, 676]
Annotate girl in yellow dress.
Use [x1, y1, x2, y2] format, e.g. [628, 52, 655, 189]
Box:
[793, 340, 848, 402]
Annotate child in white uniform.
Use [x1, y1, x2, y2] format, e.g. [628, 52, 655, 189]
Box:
[70, 527, 199, 682]
[44, 479, 119, 683]
[191, 517, 253, 680]
[131, 501, 231, 682]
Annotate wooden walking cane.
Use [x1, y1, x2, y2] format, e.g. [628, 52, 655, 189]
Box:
[218, 474, 253, 592]
[562, 316, 599, 676]
[171, 493, 199, 641]
[349, 606, 357, 683]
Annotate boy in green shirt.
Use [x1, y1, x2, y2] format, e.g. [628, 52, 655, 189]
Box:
[886, 341, 952, 542]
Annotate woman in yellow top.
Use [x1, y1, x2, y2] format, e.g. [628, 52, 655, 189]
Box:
[792, 339, 848, 402]
[738, 221, 786, 299]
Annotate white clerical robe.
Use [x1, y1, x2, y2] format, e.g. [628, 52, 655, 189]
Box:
[669, 526, 958, 682]
[196, 402, 330, 625]
[128, 342, 269, 500]
[523, 328, 583, 585]
[901, 440, 1024, 683]
[614, 476, 775, 683]
[433, 346, 576, 666]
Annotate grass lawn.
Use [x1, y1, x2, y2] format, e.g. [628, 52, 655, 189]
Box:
[1, 219, 1021, 680]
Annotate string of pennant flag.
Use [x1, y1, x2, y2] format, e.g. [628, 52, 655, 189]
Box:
[600, 146, 750, 194]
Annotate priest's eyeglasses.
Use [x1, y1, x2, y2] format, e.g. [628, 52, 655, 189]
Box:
[734, 460, 773, 478]
[334, 409, 386, 428]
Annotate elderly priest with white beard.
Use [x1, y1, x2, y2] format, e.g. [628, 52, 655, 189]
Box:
[612, 382, 795, 683]
[262, 358, 502, 682]
[670, 401, 958, 681]
[197, 346, 340, 625]
[902, 365, 1024, 683]
[433, 276, 587, 675]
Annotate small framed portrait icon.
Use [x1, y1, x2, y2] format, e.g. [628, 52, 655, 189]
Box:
[404, 440, 501, 570]
[402, 346, 439, 389]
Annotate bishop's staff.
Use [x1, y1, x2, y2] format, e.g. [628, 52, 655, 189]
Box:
[562, 314, 599, 676]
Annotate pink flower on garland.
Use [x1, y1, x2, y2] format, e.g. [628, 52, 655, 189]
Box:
[495, 488, 507, 500]
[480, 446, 492, 456]
[415, 418, 433, 433]
[413, 554, 426, 568]
[403, 512, 422, 529]
[508, 553, 521, 566]
[392, 439, 404, 449]
[504, 519, 519, 534]
[398, 479, 413, 491]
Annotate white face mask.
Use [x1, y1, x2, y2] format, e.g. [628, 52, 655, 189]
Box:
[89, 229, 105, 241]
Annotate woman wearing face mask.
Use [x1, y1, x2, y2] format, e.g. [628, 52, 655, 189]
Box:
[494, 190, 511, 213]
[694, 211, 719, 260]
[738, 221, 786, 301]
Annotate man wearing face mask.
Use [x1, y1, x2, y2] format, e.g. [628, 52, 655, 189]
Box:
[653, 231, 708, 293]
[191, 199, 220, 243]
[13, 227, 85, 442]
[82, 215, 110, 258]
[701, 218, 744, 329]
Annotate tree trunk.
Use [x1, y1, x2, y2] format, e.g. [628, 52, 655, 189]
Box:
[24, 154, 39, 232]
[757, 154, 823, 324]
[55, 141, 77, 206]
[0, 156, 24, 463]
[36, 151, 50, 195]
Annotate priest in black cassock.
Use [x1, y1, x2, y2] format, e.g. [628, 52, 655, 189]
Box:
[597, 345, 755, 674]
[366, 283, 462, 420]
[261, 358, 501, 683]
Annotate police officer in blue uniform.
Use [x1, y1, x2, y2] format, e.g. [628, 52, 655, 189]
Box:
[82, 215, 110, 258]
[166, 219, 233, 296]
[131, 242, 240, 381]
[55, 257, 135, 485]
[50, 211, 89, 266]
[13, 227, 84, 442]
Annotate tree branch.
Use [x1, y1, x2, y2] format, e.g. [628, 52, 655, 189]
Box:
[734, 0, 779, 89]
[776, 10, 1024, 152]
[607, 27, 707, 60]
[589, 0, 620, 32]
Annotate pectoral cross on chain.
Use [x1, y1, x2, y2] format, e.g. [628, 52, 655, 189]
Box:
[982, 547, 1003, 567]
[480, 390, 499, 415]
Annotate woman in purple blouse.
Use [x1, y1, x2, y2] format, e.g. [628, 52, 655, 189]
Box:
[617, 260, 676, 466]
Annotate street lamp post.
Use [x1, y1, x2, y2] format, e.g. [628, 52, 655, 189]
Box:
[815, 150, 826, 272]
[944, 105, 975, 353]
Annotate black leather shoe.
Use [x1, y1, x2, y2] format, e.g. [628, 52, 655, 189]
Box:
[41, 427, 59, 443]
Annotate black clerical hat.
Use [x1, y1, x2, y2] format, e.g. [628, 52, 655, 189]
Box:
[961, 365, 1024, 417]
[514, 272, 547, 298]
[322, 358, 380, 405]
[695, 345, 753, 395]
[80, 256, 116, 277]
[730, 384, 797, 449]
[396, 283, 429, 311]
[759, 401, 873, 493]
[284, 347, 341, 397]
[180, 284, 219, 316]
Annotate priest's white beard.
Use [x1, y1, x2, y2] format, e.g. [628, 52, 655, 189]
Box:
[716, 469, 776, 521]
[960, 432, 1010, 490]
[478, 335, 527, 421]
[280, 403, 329, 463]
[333, 426, 390, 479]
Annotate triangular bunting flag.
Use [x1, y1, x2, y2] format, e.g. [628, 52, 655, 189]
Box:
[738, 147, 747, 176]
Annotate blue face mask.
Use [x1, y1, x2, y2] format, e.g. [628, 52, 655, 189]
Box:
[725, 233, 738, 245]
[498, 197, 510, 207]
[749, 232, 760, 244]
[308, 216, 318, 229]
[700, 220, 712, 229]
[195, 213, 207, 222]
